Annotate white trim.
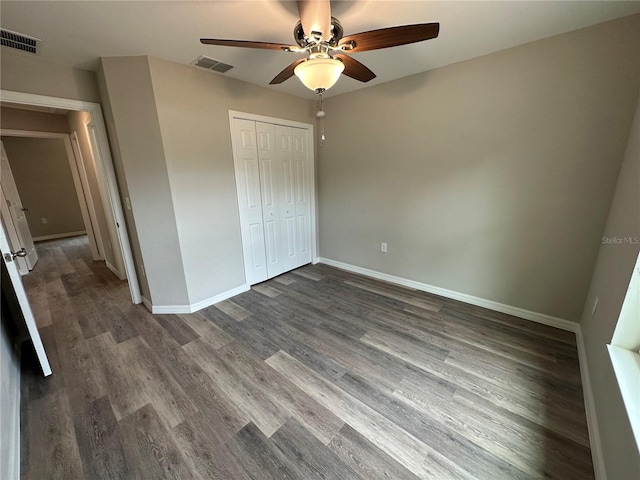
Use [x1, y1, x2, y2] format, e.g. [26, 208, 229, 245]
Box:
[33, 230, 86, 242]
[577, 328, 607, 480]
[0, 89, 141, 304]
[607, 345, 640, 452]
[228, 110, 314, 130]
[318, 257, 579, 332]
[148, 284, 250, 314]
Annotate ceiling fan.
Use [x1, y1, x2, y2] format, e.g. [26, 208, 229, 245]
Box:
[200, 0, 439, 94]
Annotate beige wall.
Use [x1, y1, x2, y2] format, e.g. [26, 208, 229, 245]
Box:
[0, 48, 100, 102]
[579, 96, 640, 480]
[147, 56, 315, 305]
[97, 56, 182, 305]
[2, 137, 85, 238]
[98, 55, 315, 308]
[318, 14, 640, 323]
[96, 61, 150, 300]
[66, 110, 116, 266]
[1, 107, 69, 134]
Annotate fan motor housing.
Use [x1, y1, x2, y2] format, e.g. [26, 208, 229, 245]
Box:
[294, 17, 343, 47]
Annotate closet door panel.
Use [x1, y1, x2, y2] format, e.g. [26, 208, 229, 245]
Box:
[276, 125, 300, 271]
[293, 128, 312, 265]
[231, 119, 268, 284]
[257, 122, 285, 278]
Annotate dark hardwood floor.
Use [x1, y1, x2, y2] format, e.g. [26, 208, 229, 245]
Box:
[19, 236, 594, 479]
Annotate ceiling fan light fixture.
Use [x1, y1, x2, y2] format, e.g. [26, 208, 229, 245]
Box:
[294, 57, 344, 94]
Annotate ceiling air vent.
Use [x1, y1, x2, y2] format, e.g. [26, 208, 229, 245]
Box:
[1, 29, 39, 54]
[192, 55, 233, 73]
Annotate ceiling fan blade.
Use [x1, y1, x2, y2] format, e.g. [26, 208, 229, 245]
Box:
[200, 38, 294, 51]
[297, 0, 332, 41]
[270, 59, 306, 85]
[334, 54, 376, 83]
[338, 23, 440, 53]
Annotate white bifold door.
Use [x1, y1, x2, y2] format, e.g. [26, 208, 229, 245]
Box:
[231, 117, 314, 285]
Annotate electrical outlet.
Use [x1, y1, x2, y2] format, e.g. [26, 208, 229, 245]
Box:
[41, 217, 47, 224]
[592, 296, 599, 315]
[381, 242, 388, 253]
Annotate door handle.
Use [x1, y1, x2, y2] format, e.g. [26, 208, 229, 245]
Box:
[3, 248, 27, 262]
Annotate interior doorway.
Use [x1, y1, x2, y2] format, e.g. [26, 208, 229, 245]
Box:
[1, 133, 103, 272]
[0, 89, 141, 304]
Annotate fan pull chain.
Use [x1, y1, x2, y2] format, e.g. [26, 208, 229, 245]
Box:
[317, 94, 326, 145]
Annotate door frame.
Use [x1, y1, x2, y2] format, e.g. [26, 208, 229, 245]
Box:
[70, 130, 105, 260]
[1, 130, 103, 261]
[0, 89, 141, 304]
[228, 110, 318, 284]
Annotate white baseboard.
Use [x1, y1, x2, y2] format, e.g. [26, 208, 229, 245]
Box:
[319, 258, 578, 332]
[33, 230, 86, 242]
[576, 328, 607, 480]
[148, 284, 250, 314]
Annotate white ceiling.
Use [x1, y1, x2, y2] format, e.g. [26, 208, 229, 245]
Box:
[1, 1, 639, 99]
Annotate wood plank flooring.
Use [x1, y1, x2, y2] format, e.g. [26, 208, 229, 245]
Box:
[19, 236, 594, 479]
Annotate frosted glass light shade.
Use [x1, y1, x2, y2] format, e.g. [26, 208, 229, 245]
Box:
[294, 58, 345, 93]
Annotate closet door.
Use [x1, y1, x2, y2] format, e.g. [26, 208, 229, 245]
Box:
[231, 114, 315, 287]
[275, 125, 299, 271]
[293, 128, 312, 265]
[256, 122, 286, 278]
[231, 118, 268, 285]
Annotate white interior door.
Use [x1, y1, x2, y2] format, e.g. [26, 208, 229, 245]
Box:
[0, 219, 51, 376]
[0, 141, 37, 270]
[231, 118, 268, 285]
[0, 188, 28, 275]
